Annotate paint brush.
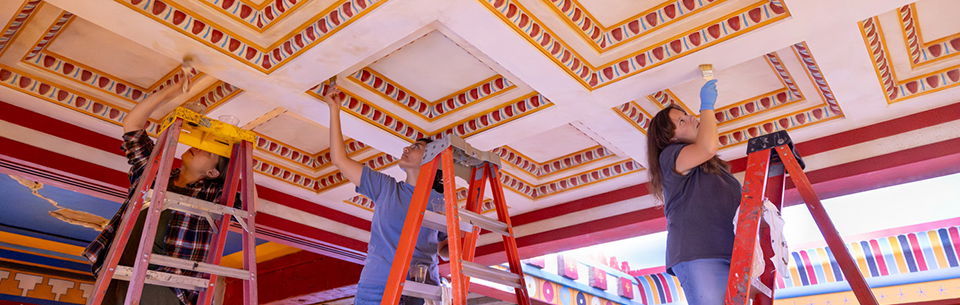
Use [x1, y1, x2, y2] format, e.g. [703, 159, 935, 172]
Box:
[699, 64, 715, 81]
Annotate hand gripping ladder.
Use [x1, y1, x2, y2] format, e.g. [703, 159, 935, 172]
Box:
[87, 107, 259, 305]
[724, 130, 879, 305]
[380, 135, 531, 305]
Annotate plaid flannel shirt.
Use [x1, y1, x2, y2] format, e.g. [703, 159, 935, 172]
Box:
[82, 129, 226, 305]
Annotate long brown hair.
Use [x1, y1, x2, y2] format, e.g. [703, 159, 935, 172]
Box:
[646, 105, 729, 202]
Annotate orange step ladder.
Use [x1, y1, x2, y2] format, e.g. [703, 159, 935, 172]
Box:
[380, 135, 531, 305]
[724, 130, 878, 305]
[87, 107, 259, 305]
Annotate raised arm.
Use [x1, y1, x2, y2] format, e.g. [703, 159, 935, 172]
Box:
[676, 79, 720, 173]
[322, 86, 363, 185]
[122, 66, 194, 133]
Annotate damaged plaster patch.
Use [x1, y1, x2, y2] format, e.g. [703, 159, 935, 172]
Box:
[9, 175, 108, 231]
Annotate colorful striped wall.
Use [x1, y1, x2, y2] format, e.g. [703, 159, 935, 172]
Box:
[780, 226, 959, 288]
[522, 225, 960, 304]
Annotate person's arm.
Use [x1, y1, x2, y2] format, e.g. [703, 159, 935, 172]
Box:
[122, 67, 193, 133]
[676, 79, 720, 174]
[322, 86, 363, 185]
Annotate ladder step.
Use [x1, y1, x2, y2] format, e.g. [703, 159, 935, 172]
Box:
[752, 277, 773, 298]
[150, 255, 251, 280]
[401, 281, 492, 301]
[458, 209, 509, 236]
[112, 265, 210, 291]
[423, 210, 511, 236]
[401, 280, 442, 301]
[423, 210, 474, 233]
[461, 261, 522, 289]
[157, 191, 249, 219]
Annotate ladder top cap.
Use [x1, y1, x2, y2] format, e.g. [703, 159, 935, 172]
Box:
[746, 130, 793, 153]
[420, 135, 502, 168]
[159, 107, 257, 157]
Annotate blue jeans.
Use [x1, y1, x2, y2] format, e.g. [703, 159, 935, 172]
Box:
[672, 258, 730, 305]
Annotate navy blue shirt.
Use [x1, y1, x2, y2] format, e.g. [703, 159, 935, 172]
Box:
[660, 144, 742, 275]
[354, 166, 445, 304]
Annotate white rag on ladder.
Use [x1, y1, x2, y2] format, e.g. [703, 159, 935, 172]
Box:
[733, 199, 791, 280]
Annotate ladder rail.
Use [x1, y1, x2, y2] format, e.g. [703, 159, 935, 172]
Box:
[88, 111, 259, 305]
[198, 140, 246, 305]
[86, 121, 178, 305]
[383, 139, 530, 305]
[724, 148, 772, 305]
[725, 136, 880, 305]
[462, 166, 488, 263]
[380, 156, 442, 305]
[487, 165, 532, 305]
[775, 146, 879, 305]
[755, 173, 786, 305]
[124, 120, 184, 305]
[442, 148, 470, 302]
[240, 141, 259, 304]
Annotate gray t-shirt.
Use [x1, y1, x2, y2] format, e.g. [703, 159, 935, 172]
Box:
[354, 166, 445, 304]
[660, 144, 742, 275]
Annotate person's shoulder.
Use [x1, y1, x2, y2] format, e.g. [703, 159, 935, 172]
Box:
[364, 167, 401, 183]
[660, 143, 687, 161]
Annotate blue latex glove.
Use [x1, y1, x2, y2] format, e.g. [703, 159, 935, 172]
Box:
[699, 79, 718, 111]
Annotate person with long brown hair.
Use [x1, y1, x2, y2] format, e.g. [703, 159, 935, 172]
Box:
[646, 79, 741, 304]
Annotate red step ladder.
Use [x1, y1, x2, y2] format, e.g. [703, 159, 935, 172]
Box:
[724, 130, 878, 305]
[87, 107, 259, 305]
[380, 135, 531, 305]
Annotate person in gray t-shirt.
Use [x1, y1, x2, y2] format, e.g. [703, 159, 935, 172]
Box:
[645, 80, 742, 305]
[321, 86, 448, 305]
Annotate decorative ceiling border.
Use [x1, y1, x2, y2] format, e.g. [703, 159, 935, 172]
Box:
[647, 89, 691, 113]
[859, 17, 960, 104]
[344, 187, 498, 213]
[0, 65, 159, 133]
[117, 0, 387, 73]
[315, 153, 397, 191]
[323, 86, 430, 140]
[612, 100, 653, 135]
[255, 135, 370, 170]
[501, 159, 642, 199]
[619, 42, 845, 148]
[0, 64, 395, 197]
[430, 92, 553, 139]
[309, 83, 627, 200]
[0, 0, 42, 57]
[18, 10, 207, 105]
[766, 52, 803, 98]
[897, 4, 960, 68]
[542, 0, 723, 51]
[27, 51, 201, 104]
[253, 151, 397, 192]
[478, 0, 790, 89]
[638, 51, 804, 128]
[182, 80, 243, 113]
[348, 68, 516, 121]
[716, 42, 844, 148]
[792, 42, 842, 115]
[22, 10, 73, 60]
[307, 85, 554, 142]
[200, 0, 310, 32]
[718, 104, 839, 148]
[493, 144, 614, 178]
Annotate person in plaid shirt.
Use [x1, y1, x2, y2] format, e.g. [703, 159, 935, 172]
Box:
[83, 66, 231, 305]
